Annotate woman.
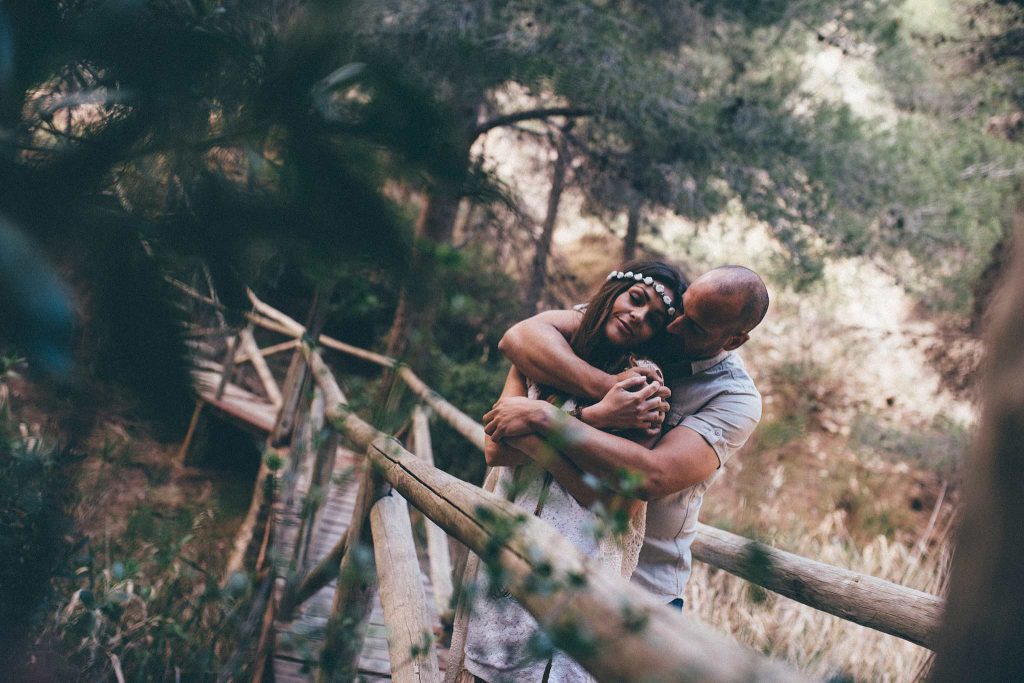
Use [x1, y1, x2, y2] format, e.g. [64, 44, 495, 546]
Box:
[461, 261, 685, 683]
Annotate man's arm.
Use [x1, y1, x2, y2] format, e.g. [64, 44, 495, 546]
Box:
[485, 397, 720, 500]
[499, 309, 613, 402]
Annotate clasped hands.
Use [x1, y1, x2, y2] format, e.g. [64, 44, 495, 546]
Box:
[483, 367, 671, 442]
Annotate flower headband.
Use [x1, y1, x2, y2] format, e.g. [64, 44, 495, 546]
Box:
[607, 270, 678, 317]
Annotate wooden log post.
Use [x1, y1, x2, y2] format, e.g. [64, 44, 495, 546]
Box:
[222, 449, 277, 585]
[271, 282, 334, 446]
[691, 523, 944, 648]
[444, 468, 498, 683]
[299, 413, 340, 570]
[412, 406, 455, 624]
[371, 492, 442, 683]
[287, 388, 322, 570]
[176, 398, 206, 463]
[271, 349, 311, 447]
[316, 460, 390, 683]
[215, 331, 242, 401]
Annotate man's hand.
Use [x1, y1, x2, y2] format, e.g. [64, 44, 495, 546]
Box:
[584, 374, 670, 432]
[483, 397, 556, 441]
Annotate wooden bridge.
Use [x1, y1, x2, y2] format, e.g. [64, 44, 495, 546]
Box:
[175, 280, 946, 682]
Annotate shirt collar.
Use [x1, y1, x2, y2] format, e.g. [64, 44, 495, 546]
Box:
[665, 349, 730, 379]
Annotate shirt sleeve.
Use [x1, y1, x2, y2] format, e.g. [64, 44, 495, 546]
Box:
[678, 391, 762, 468]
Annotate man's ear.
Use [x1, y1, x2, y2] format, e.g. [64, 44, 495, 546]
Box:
[723, 332, 749, 351]
[666, 316, 685, 336]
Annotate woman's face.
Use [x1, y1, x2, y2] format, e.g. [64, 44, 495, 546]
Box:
[603, 280, 672, 347]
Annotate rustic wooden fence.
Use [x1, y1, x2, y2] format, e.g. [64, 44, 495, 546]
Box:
[175, 281, 945, 682]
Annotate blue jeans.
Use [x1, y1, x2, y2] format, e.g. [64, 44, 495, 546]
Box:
[668, 598, 684, 610]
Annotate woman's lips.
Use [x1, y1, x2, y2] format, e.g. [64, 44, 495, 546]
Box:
[616, 317, 633, 337]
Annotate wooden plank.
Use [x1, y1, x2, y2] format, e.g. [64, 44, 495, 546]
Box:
[194, 369, 278, 433]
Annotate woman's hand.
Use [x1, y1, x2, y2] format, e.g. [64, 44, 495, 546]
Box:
[484, 434, 532, 467]
[483, 397, 556, 441]
[584, 374, 670, 432]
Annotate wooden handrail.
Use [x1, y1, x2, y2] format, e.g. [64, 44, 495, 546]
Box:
[692, 524, 944, 649]
[306, 344, 808, 682]
[398, 367, 485, 450]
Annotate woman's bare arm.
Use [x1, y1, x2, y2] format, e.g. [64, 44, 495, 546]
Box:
[484, 366, 533, 467]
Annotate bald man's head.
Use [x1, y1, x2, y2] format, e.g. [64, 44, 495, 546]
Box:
[666, 265, 769, 359]
[697, 265, 770, 334]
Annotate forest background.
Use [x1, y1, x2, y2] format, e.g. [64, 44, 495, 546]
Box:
[1, 0, 1022, 680]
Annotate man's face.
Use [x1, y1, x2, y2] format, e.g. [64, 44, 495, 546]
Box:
[665, 284, 748, 360]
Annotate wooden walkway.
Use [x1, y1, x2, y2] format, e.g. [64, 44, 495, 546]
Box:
[195, 371, 448, 681]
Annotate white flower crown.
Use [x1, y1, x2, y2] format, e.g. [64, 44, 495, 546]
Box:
[607, 270, 678, 317]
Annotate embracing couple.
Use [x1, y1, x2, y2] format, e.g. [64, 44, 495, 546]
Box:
[457, 261, 769, 683]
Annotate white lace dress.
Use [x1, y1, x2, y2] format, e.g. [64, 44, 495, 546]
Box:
[463, 389, 646, 683]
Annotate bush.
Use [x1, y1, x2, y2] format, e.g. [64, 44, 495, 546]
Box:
[45, 519, 253, 681]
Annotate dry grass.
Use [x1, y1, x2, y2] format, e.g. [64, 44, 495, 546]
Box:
[688, 513, 950, 682]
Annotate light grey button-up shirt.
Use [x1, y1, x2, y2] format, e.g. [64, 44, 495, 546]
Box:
[631, 350, 762, 602]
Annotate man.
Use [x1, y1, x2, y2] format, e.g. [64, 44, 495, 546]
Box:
[483, 265, 768, 607]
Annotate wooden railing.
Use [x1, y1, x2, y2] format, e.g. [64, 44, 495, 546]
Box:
[176, 281, 947, 681]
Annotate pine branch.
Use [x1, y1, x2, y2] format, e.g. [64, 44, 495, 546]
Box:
[473, 107, 590, 138]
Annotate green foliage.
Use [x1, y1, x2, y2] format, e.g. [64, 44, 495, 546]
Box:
[0, 0, 469, 422]
[48, 533, 250, 681]
[429, 357, 507, 484]
[741, 542, 774, 605]
[0, 383, 72, 645]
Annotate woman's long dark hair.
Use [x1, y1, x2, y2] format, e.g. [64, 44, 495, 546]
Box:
[569, 260, 686, 373]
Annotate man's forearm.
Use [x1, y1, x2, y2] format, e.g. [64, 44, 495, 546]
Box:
[528, 405, 667, 499]
[504, 435, 627, 511]
[499, 315, 613, 401]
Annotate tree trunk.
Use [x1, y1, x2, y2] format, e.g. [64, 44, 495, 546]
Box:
[623, 194, 642, 261]
[383, 191, 463, 362]
[929, 221, 1024, 682]
[524, 128, 572, 314]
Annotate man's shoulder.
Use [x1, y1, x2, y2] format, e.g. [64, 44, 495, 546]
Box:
[666, 351, 761, 426]
[717, 352, 760, 396]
